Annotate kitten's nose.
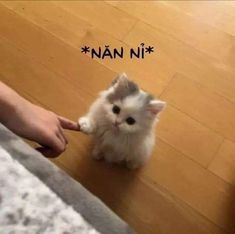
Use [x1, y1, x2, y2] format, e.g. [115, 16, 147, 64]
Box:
[114, 120, 121, 127]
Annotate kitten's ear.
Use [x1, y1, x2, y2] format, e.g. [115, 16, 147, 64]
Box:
[111, 73, 128, 87]
[147, 100, 166, 117]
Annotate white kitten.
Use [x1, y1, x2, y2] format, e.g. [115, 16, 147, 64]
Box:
[78, 73, 166, 169]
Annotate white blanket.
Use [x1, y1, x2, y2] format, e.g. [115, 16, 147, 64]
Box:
[0, 147, 100, 234]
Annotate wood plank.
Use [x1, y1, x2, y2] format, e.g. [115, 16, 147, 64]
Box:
[141, 139, 235, 233]
[1, 1, 173, 96]
[111, 1, 235, 65]
[78, 29, 174, 96]
[0, 37, 89, 119]
[124, 21, 235, 104]
[54, 1, 137, 40]
[209, 140, 235, 186]
[161, 74, 235, 143]
[105, 1, 118, 7]
[0, 1, 91, 48]
[166, 1, 235, 37]
[156, 105, 223, 167]
[0, 4, 115, 95]
[0, 74, 38, 105]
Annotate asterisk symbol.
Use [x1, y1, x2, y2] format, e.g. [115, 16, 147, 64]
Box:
[81, 46, 90, 54]
[145, 46, 154, 54]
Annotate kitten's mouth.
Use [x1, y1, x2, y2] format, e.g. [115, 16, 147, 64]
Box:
[113, 123, 120, 130]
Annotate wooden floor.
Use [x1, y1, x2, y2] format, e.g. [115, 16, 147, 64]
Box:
[1, 1, 235, 233]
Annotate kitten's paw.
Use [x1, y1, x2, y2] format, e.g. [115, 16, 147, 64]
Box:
[78, 117, 93, 134]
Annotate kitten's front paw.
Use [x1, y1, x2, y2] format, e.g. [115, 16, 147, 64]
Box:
[78, 117, 93, 134]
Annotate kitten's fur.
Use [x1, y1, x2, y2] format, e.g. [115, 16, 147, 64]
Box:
[78, 73, 166, 169]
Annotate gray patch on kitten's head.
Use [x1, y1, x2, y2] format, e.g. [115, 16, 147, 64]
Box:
[107, 73, 139, 102]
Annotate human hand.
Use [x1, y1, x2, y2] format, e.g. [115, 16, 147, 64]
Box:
[3, 97, 79, 157]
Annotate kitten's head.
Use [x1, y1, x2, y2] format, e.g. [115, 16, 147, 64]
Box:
[103, 73, 166, 134]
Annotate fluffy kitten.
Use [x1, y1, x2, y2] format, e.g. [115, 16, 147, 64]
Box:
[78, 73, 166, 169]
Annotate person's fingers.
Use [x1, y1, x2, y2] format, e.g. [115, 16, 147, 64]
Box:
[57, 127, 68, 145]
[43, 132, 65, 156]
[56, 132, 66, 148]
[36, 131, 66, 158]
[58, 116, 80, 131]
[36, 146, 60, 158]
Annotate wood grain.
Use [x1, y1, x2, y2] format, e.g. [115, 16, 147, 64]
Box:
[156, 105, 223, 167]
[209, 140, 235, 186]
[167, 1, 235, 37]
[124, 21, 235, 103]
[161, 74, 235, 143]
[110, 1, 235, 65]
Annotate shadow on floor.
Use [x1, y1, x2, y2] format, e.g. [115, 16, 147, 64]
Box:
[70, 140, 140, 214]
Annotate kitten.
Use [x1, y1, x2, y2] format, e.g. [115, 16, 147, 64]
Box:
[78, 73, 166, 169]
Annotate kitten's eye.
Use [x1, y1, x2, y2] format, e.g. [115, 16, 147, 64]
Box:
[126, 117, 136, 125]
[112, 105, 120, 114]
